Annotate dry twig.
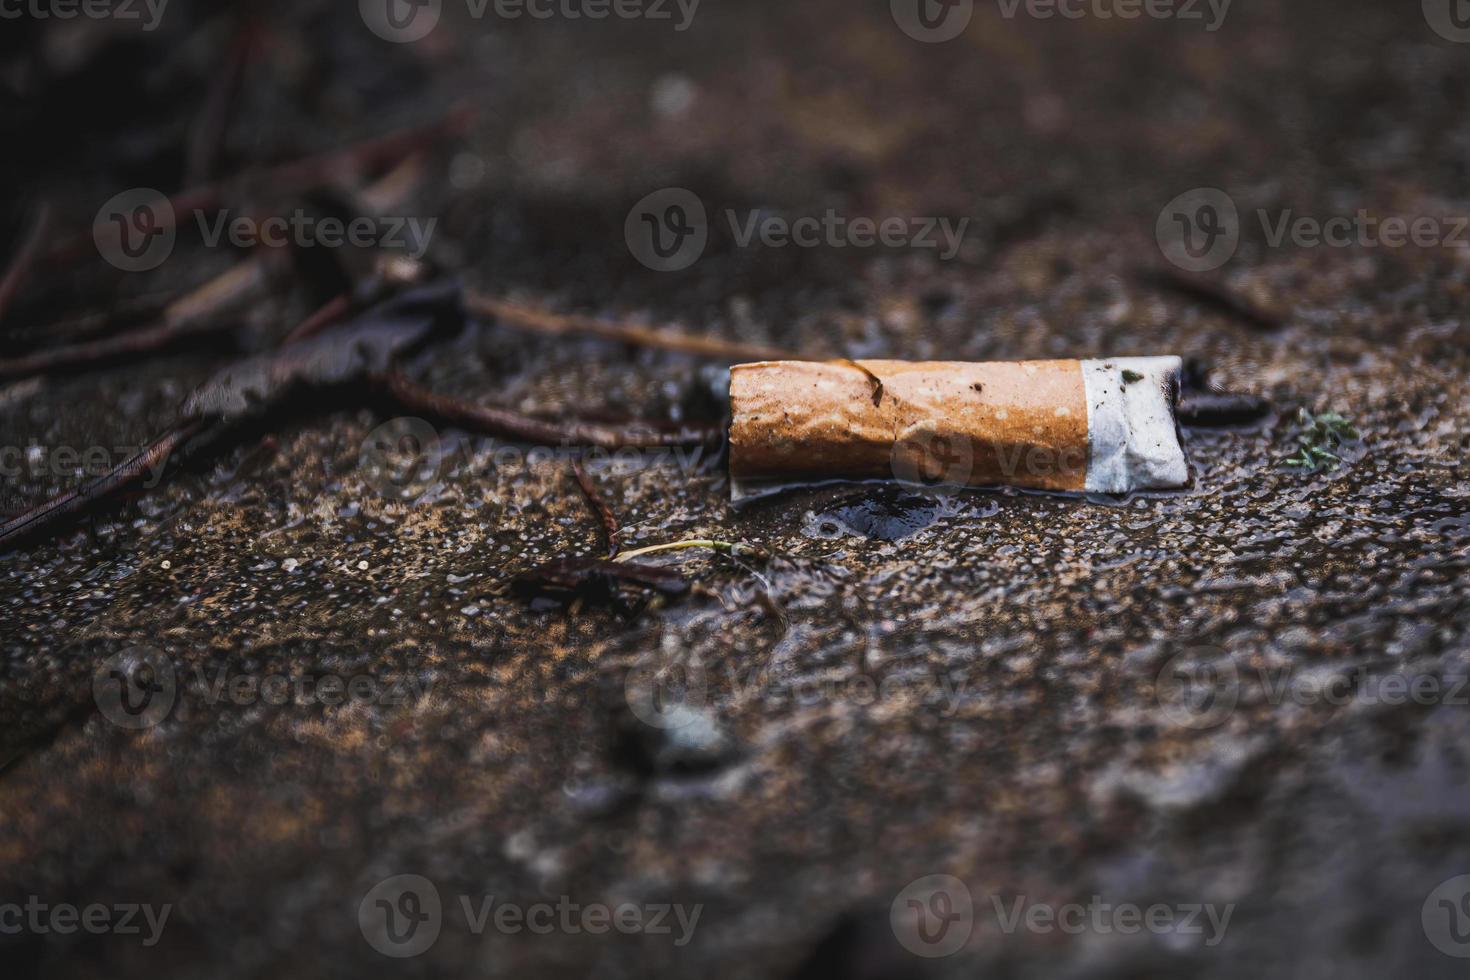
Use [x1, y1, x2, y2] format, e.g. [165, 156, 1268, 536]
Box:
[572, 461, 620, 559]
[465, 291, 796, 362]
[382, 370, 723, 450]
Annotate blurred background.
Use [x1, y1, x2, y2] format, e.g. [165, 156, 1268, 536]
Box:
[2, 1, 1469, 977]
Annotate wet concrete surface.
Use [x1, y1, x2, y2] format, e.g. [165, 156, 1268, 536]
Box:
[2, 1, 1469, 977]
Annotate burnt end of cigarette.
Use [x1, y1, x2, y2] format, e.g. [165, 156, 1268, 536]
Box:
[728, 358, 1189, 497]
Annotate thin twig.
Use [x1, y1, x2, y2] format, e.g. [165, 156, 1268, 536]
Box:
[47, 103, 476, 264]
[13, 292, 177, 345]
[353, 152, 428, 216]
[280, 152, 433, 347]
[1139, 266, 1284, 332]
[614, 539, 766, 562]
[0, 280, 455, 546]
[383, 371, 724, 449]
[464, 290, 797, 362]
[185, 19, 253, 185]
[7, 146, 430, 373]
[511, 557, 689, 603]
[571, 460, 620, 558]
[0, 202, 52, 325]
[0, 259, 267, 379]
[281, 292, 352, 346]
[0, 419, 205, 550]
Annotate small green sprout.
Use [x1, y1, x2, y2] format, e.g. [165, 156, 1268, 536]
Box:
[1283, 408, 1359, 471]
[1122, 369, 1144, 384]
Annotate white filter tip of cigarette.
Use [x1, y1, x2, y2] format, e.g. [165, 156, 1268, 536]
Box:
[728, 356, 1190, 498]
[1081, 356, 1189, 494]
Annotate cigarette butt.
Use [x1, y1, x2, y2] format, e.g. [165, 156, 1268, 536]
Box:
[728, 357, 1188, 497]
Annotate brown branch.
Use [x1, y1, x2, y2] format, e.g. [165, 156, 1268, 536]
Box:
[572, 460, 620, 558]
[185, 20, 254, 186]
[17, 152, 431, 366]
[382, 371, 724, 449]
[47, 103, 476, 264]
[17, 294, 173, 345]
[170, 102, 476, 225]
[0, 419, 205, 550]
[0, 258, 267, 379]
[1138, 266, 1284, 332]
[353, 152, 429, 216]
[464, 290, 797, 362]
[281, 292, 352, 346]
[278, 154, 433, 348]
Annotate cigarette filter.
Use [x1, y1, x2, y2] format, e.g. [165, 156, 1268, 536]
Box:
[728, 357, 1189, 497]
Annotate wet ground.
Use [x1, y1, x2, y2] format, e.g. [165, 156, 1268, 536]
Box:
[2, 1, 1469, 977]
